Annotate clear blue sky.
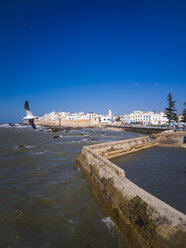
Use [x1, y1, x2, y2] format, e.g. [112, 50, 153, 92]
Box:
[0, 0, 185, 123]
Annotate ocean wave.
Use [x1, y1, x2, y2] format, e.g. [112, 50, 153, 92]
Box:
[0, 123, 42, 128]
[27, 150, 48, 156]
[0, 123, 30, 128]
[13, 144, 35, 150]
[25, 145, 35, 149]
[0, 123, 11, 128]
[67, 140, 82, 143]
[53, 140, 84, 144]
[0, 123, 9, 127]
[14, 124, 30, 129]
[60, 135, 76, 139]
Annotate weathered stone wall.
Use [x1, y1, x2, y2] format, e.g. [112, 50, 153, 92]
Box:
[152, 130, 186, 140]
[76, 136, 186, 248]
[152, 131, 186, 148]
[87, 136, 158, 159]
[34, 118, 92, 127]
[34, 119, 60, 126]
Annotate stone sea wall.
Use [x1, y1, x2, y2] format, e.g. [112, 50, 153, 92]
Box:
[152, 130, 186, 148]
[86, 136, 158, 160]
[34, 118, 92, 127]
[76, 135, 186, 248]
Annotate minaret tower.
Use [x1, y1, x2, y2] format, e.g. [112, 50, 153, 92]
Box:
[108, 109, 112, 118]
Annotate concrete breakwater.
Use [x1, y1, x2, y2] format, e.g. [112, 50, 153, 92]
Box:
[76, 135, 186, 247]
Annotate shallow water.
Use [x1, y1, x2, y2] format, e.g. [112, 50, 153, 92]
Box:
[0, 124, 142, 248]
[112, 146, 186, 214]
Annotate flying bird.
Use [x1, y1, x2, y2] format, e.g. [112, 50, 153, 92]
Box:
[23, 100, 38, 129]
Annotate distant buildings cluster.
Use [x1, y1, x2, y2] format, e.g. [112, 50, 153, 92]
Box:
[120, 111, 169, 125]
[39, 109, 182, 126]
[39, 109, 117, 125]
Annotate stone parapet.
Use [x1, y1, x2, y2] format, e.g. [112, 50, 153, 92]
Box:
[87, 136, 158, 159]
[76, 136, 186, 248]
[152, 131, 186, 148]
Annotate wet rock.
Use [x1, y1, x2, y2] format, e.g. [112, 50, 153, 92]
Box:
[48, 127, 61, 132]
[53, 135, 60, 139]
[18, 145, 25, 149]
[63, 127, 73, 133]
[8, 123, 16, 126]
[47, 128, 53, 132]
[90, 138, 98, 141]
[78, 133, 84, 136]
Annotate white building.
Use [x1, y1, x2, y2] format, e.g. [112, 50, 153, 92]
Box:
[120, 111, 168, 126]
[40, 109, 118, 124]
[100, 116, 112, 123]
[151, 111, 168, 125]
[41, 111, 59, 121]
[41, 111, 90, 121]
[100, 109, 115, 123]
[65, 112, 90, 120]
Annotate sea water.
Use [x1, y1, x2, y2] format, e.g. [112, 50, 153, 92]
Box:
[0, 124, 142, 248]
[112, 146, 186, 214]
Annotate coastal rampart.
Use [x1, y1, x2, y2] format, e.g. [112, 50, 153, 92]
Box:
[76, 135, 186, 248]
[34, 118, 92, 127]
[86, 136, 158, 160]
[152, 130, 186, 147]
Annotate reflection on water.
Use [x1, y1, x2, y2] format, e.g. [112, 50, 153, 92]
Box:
[0, 125, 142, 248]
[112, 146, 186, 214]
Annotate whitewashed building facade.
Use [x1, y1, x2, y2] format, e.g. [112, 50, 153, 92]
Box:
[40, 109, 118, 124]
[120, 111, 168, 125]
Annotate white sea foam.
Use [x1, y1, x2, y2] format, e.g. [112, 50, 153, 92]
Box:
[28, 150, 48, 156]
[14, 124, 30, 129]
[101, 216, 115, 230]
[0, 123, 43, 129]
[67, 140, 82, 143]
[68, 219, 75, 224]
[61, 135, 75, 139]
[25, 145, 35, 149]
[0, 123, 10, 128]
[13, 145, 35, 150]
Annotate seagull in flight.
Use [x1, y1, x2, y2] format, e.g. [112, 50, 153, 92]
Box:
[23, 100, 38, 129]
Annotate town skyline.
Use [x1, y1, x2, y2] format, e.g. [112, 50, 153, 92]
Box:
[0, 92, 185, 123]
[0, 0, 186, 123]
[34, 108, 174, 127]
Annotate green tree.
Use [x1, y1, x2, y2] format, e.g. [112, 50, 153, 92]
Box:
[165, 93, 177, 125]
[182, 102, 186, 122]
